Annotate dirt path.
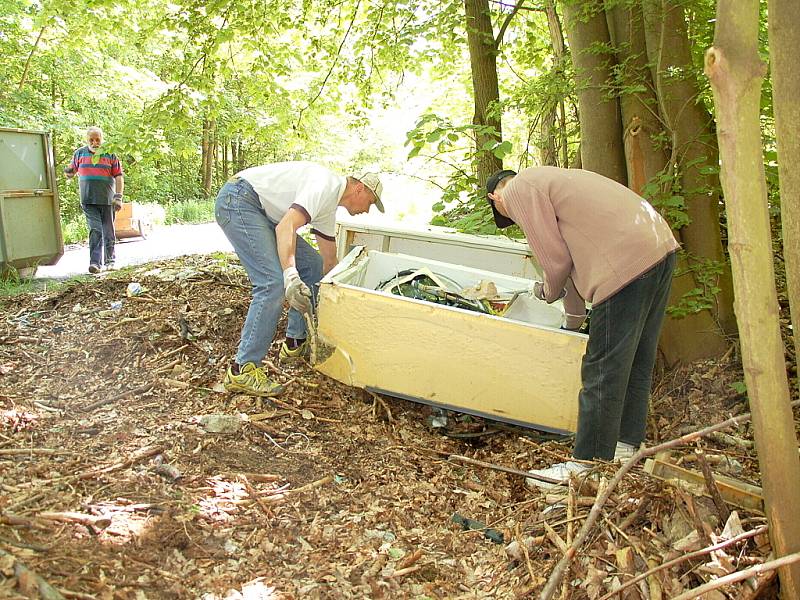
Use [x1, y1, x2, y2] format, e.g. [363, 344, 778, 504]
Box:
[1, 254, 780, 599]
[35, 222, 232, 279]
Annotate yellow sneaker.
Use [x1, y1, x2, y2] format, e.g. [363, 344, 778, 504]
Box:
[279, 338, 309, 362]
[223, 362, 284, 397]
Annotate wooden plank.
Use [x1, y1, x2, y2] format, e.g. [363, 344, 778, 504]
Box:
[644, 455, 763, 512]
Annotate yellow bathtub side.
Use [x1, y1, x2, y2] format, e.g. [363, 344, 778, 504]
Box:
[315, 283, 586, 432]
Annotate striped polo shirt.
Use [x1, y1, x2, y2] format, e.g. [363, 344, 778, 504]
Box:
[66, 146, 123, 205]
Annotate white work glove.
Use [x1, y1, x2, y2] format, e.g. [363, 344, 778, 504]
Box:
[532, 281, 567, 302]
[283, 267, 313, 314]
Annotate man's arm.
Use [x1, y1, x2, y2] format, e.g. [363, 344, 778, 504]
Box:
[277, 208, 314, 313]
[315, 235, 338, 275]
[562, 278, 587, 330]
[64, 151, 78, 179]
[276, 207, 309, 269]
[114, 174, 124, 196]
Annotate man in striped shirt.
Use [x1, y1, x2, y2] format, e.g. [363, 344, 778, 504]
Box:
[65, 126, 125, 274]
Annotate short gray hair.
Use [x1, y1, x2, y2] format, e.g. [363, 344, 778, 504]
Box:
[86, 126, 104, 138]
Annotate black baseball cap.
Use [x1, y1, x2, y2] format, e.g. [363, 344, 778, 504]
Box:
[486, 169, 517, 229]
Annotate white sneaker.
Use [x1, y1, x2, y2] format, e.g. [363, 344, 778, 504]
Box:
[613, 442, 637, 463]
[525, 460, 590, 490]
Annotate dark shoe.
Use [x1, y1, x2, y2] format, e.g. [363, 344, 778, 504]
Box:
[279, 338, 309, 362]
[88, 264, 101, 274]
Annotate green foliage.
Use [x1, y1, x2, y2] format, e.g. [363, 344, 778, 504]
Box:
[61, 216, 88, 246]
[165, 199, 216, 225]
[640, 168, 691, 230]
[405, 112, 519, 235]
[730, 380, 748, 395]
[667, 254, 724, 318]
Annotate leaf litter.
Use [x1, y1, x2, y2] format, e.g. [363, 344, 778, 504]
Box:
[0, 254, 796, 599]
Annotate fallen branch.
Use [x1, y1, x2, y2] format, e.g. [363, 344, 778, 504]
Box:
[78, 445, 163, 480]
[0, 535, 51, 551]
[695, 446, 731, 523]
[36, 511, 111, 529]
[370, 392, 394, 422]
[537, 399, 800, 600]
[448, 454, 562, 486]
[387, 564, 421, 579]
[285, 475, 333, 494]
[0, 513, 52, 530]
[80, 382, 154, 412]
[597, 525, 768, 600]
[0, 547, 65, 600]
[397, 548, 424, 570]
[0, 448, 77, 456]
[670, 551, 800, 600]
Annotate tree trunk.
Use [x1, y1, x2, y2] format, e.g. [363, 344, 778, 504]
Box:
[200, 118, 210, 194]
[705, 3, 800, 597]
[464, 0, 503, 186]
[769, 0, 800, 374]
[200, 118, 215, 196]
[540, 0, 566, 167]
[18, 24, 47, 90]
[643, 0, 736, 336]
[222, 137, 229, 181]
[231, 138, 239, 173]
[209, 120, 217, 195]
[608, 2, 728, 363]
[561, 0, 627, 184]
[539, 0, 569, 168]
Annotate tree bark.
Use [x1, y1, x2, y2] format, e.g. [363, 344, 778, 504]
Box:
[643, 0, 736, 336]
[705, 3, 800, 597]
[561, 0, 626, 184]
[465, 0, 503, 186]
[222, 136, 229, 180]
[18, 24, 47, 90]
[541, 0, 566, 167]
[607, 2, 728, 363]
[200, 118, 210, 194]
[200, 118, 215, 196]
[768, 0, 800, 374]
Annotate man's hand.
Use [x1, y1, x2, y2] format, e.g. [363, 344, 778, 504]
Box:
[113, 193, 123, 212]
[532, 281, 567, 302]
[283, 267, 312, 314]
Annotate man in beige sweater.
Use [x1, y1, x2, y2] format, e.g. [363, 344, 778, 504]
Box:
[486, 167, 679, 487]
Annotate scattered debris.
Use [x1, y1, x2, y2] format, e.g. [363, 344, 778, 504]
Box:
[0, 253, 795, 598]
[451, 513, 505, 544]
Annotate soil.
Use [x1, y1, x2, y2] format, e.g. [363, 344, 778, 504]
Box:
[1, 254, 796, 599]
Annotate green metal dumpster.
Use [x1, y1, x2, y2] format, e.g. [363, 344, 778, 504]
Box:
[0, 127, 64, 276]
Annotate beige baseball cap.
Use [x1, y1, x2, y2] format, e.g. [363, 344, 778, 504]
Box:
[357, 172, 384, 212]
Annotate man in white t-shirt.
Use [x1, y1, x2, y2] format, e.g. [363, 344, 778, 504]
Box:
[215, 161, 384, 396]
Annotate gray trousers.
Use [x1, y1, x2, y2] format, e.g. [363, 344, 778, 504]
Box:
[573, 252, 676, 461]
[82, 203, 116, 266]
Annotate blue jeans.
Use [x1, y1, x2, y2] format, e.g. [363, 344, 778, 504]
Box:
[573, 252, 676, 461]
[215, 178, 322, 366]
[81, 203, 116, 266]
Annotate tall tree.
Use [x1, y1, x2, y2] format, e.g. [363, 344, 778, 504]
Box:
[561, 0, 627, 184]
[541, 0, 567, 167]
[705, 2, 800, 596]
[642, 0, 736, 337]
[768, 0, 800, 373]
[606, 2, 728, 363]
[464, 0, 503, 186]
